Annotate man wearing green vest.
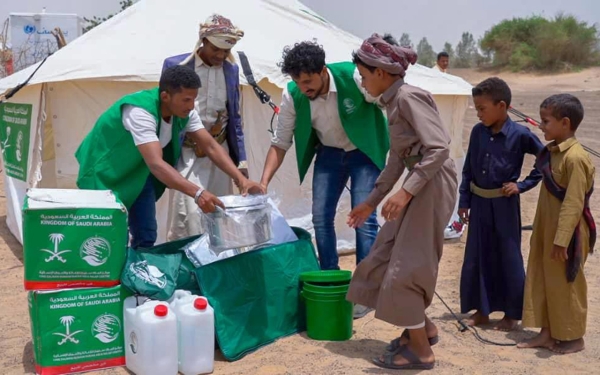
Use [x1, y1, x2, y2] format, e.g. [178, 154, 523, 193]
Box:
[260, 41, 389, 277]
[76, 65, 264, 249]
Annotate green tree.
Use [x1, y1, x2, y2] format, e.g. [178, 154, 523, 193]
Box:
[399, 33, 413, 49]
[480, 13, 599, 71]
[443, 42, 455, 60]
[83, 0, 134, 33]
[416, 37, 436, 67]
[455, 32, 480, 68]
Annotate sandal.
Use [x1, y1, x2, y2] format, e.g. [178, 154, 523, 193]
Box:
[386, 329, 439, 352]
[372, 345, 435, 370]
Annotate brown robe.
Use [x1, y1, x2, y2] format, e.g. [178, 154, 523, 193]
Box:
[346, 79, 457, 327]
[522, 138, 595, 340]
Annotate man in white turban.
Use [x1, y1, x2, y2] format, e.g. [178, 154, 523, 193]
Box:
[162, 14, 249, 240]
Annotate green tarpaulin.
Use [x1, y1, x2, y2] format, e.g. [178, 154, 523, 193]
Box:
[195, 227, 319, 361]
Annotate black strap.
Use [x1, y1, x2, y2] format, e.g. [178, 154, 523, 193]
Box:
[1, 53, 53, 103]
[236, 51, 279, 114]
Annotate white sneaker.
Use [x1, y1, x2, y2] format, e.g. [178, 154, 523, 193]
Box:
[444, 220, 465, 240]
[353, 304, 373, 319]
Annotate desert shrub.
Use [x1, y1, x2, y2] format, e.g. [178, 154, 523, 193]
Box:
[480, 14, 599, 71]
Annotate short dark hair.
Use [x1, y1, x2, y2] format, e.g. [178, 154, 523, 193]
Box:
[540, 93, 585, 130]
[437, 51, 449, 60]
[472, 77, 512, 107]
[382, 33, 399, 46]
[159, 65, 201, 94]
[279, 41, 326, 78]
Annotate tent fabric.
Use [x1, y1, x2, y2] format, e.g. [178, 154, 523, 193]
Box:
[0, 0, 472, 247]
[0, 0, 472, 95]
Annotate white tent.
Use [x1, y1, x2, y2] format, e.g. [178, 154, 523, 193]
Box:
[0, 0, 472, 248]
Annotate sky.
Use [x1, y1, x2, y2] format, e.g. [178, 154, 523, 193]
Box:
[0, 0, 598, 51]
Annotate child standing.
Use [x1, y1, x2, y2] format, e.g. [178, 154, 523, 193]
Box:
[459, 77, 544, 331]
[347, 33, 457, 370]
[518, 94, 595, 354]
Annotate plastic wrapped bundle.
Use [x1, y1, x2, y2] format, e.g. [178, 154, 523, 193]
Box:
[182, 234, 240, 267]
[201, 195, 272, 252]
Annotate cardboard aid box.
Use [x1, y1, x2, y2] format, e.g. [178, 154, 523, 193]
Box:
[23, 189, 128, 290]
[28, 285, 129, 375]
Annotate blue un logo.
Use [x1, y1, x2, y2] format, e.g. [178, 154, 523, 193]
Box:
[24, 25, 36, 34]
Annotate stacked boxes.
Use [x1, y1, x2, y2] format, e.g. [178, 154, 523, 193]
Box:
[29, 286, 129, 375]
[23, 189, 127, 290]
[24, 189, 129, 375]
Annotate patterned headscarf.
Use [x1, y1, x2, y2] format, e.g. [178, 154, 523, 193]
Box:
[355, 33, 418, 77]
[181, 14, 244, 65]
[199, 14, 244, 49]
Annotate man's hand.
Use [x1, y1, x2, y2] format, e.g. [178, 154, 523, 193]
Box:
[259, 180, 269, 193]
[502, 182, 520, 197]
[238, 178, 266, 196]
[347, 202, 375, 229]
[382, 189, 412, 221]
[458, 208, 470, 224]
[197, 190, 225, 213]
[551, 245, 568, 262]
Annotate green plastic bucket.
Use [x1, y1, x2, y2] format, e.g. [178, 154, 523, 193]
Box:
[300, 270, 352, 285]
[300, 271, 353, 341]
[303, 282, 349, 294]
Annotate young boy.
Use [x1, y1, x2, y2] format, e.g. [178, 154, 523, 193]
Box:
[518, 94, 595, 354]
[458, 77, 544, 331]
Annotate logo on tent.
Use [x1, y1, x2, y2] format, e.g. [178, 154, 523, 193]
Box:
[80, 236, 111, 266]
[16, 130, 23, 162]
[92, 313, 121, 343]
[23, 25, 36, 35]
[1, 126, 11, 155]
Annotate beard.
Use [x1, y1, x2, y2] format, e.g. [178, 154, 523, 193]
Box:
[307, 74, 327, 101]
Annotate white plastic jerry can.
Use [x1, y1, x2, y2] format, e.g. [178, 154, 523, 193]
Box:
[170, 292, 215, 375]
[167, 289, 192, 304]
[124, 296, 179, 375]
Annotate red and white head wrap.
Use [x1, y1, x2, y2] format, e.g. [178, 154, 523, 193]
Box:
[355, 33, 418, 77]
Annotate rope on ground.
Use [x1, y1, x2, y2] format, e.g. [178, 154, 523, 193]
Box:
[509, 107, 600, 159]
[434, 291, 516, 347]
[360, 315, 376, 330]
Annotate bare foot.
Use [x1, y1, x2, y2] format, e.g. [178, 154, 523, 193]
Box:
[465, 311, 489, 327]
[517, 328, 554, 349]
[494, 316, 519, 332]
[550, 338, 585, 354]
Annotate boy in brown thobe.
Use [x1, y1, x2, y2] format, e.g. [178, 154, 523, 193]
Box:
[518, 94, 596, 354]
[347, 34, 457, 371]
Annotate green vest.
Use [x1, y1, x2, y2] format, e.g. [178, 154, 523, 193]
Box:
[289, 61, 389, 183]
[75, 88, 188, 209]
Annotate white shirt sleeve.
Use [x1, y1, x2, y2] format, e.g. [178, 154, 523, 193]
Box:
[122, 105, 160, 146]
[184, 109, 205, 133]
[270, 87, 296, 151]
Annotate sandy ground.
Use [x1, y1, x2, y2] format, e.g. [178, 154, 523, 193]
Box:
[2, 67, 600, 374]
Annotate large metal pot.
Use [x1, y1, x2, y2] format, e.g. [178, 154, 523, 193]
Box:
[202, 195, 272, 252]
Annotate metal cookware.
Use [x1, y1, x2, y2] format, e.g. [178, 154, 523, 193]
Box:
[202, 195, 272, 252]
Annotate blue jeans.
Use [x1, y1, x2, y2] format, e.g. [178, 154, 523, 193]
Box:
[312, 146, 381, 270]
[128, 177, 157, 249]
